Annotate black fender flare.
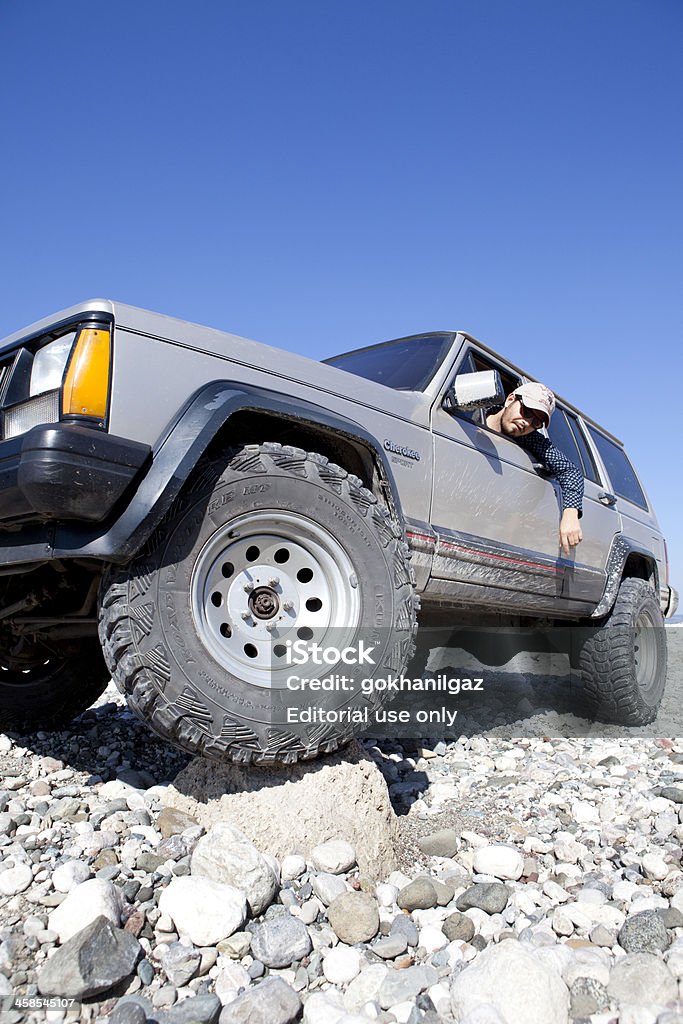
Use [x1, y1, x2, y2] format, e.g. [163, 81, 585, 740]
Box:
[591, 535, 661, 619]
[55, 380, 404, 562]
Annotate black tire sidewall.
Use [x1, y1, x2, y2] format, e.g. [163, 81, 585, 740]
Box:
[128, 458, 407, 746]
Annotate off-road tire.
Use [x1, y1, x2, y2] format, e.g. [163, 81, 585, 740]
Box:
[98, 443, 418, 764]
[0, 640, 110, 732]
[578, 577, 667, 725]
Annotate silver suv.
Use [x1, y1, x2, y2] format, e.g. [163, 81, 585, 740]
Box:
[0, 300, 676, 762]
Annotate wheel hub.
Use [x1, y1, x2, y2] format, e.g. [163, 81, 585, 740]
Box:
[249, 587, 280, 620]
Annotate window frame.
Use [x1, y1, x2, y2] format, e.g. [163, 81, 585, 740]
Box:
[585, 425, 649, 511]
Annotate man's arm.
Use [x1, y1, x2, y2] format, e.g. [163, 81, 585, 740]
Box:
[518, 431, 584, 556]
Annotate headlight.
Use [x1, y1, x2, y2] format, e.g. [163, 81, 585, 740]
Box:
[29, 333, 76, 397]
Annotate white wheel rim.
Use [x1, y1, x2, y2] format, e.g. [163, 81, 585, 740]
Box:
[190, 511, 361, 689]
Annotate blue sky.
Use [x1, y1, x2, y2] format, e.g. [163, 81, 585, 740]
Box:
[1, 0, 681, 594]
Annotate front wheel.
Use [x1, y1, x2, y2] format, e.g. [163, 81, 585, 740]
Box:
[579, 577, 667, 725]
[99, 443, 418, 764]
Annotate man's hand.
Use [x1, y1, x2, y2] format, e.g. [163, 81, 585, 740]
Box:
[559, 508, 583, 557]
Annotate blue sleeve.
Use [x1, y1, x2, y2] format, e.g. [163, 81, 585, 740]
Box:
[518, 431, 584, 517]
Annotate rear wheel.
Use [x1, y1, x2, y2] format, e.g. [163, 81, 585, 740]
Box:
[579, 577, 667, 724]
[0, 638, 109, 732]
[99, 443, 418, 764]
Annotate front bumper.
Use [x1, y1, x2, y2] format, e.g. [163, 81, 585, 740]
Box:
[0, 423, 150, 524]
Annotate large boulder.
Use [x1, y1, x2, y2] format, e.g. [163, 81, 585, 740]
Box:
[450, 939, 570, 1024]
[162, 741, 398, 877]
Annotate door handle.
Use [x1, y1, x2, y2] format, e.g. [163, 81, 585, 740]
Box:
[598, 492, 617, 506]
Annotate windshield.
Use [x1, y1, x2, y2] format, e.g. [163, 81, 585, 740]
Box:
[324, 332, 455, 391]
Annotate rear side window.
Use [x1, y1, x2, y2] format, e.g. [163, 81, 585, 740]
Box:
[586, 427, 648, 509]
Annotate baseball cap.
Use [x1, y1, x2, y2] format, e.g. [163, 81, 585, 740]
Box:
[513, 382, 555, 427]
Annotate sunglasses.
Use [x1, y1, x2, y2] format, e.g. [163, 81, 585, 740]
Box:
[516, 399, 546, 430]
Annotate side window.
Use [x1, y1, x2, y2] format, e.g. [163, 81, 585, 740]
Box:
[547, 409, 584, 474]
[566, 415, 599, 484]
[586, 427, 648, 509]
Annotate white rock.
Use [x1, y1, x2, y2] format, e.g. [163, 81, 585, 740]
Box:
[159, 876, 247, 946]
[418, 925, 447, 954]
[543, 880, 570, 904]
[281, 855, 306, 881]
[563, 950, 611, 988]
[293, 898, 322, 925]
[571, 799, 599, 824]
[214, 960, 251, 1003]
[303, 990, 346, 1024]
[310, 839, 356, 874]
[191, 822, 278, 915]
[607, 952, 677, 1007]
[376, 883, 398, 907]
[641, 853, 668, 881]
[472, 845, 524, 881]
[343, 964, 389, 1012]
[48, 878, 123, 943]
[51, 860, 92, 893]
[459, 1006, 508, 1024]
[0, 863, 33, 896]
[311, 872, 347, 906]
[450, 939, 569, 1024]
[323, 945, 362, 985]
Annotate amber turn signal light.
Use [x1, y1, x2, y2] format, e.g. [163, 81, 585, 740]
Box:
[62, 328, 111, 420]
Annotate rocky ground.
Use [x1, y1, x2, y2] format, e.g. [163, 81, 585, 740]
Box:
[0, 629, 682, 1024]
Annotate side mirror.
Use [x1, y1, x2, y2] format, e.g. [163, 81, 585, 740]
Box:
[443, 369, 505, 412]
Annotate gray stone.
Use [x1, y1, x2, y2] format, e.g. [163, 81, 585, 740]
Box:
[158, 941, 201, 986]
[162, 741, 399, 877]
[456, 883, 510, 915]
[397, 878, 438, 911]
[660, 907, 683, 929]
[661, 787, 683, 803]
[443, 912, 476, 943]
[618, 910, 670, 954]
[110, 1002, 147, 1024]
[219, 977, 300, 1024]
[156, 993, 221, 1024]
[191, 822, 279, 915]
[328, 891, 380, 944]
[250, 917, 312, 968]
[416, 829, 459, 858]
[156, 806, 200, 838]
[378, 964, 438, 1009]
[372, 934, 408, 958]
[37, 916, 142, 999]
[569, 977, 609, 1017]
[391, 914, 419, 946]
[590, 925, 617, 947]
[607, 952, 677, 1007]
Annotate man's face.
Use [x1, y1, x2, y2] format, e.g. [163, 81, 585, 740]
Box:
[500, 395, 544, 437]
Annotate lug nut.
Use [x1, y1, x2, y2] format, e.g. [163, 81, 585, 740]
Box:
[268, 576, 280, 588]
[282, 600, 294, 611]
[241, 611, 252, 621]
[265, 623, 276, 633]
[243, 582, 254, 593]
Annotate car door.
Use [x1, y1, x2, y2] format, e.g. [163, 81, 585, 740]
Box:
[546, 408, 619, 604]
[429, 348, 607, 612]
